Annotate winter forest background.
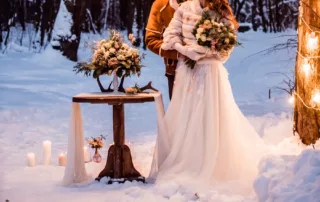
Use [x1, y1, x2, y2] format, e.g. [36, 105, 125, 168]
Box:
[1, 0, 298, 61]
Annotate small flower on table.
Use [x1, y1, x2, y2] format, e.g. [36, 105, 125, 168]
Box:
[87, 135, 106, 163]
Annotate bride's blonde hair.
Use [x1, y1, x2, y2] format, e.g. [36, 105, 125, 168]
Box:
[207, 0, 239, 29]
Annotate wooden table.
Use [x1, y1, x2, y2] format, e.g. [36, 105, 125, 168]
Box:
[73, 92, 156, 184]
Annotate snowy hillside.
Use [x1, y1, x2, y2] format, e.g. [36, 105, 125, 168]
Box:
[0, 31, 319, 202]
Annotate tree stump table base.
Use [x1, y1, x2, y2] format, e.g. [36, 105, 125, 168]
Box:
[95, 144, 145, 184]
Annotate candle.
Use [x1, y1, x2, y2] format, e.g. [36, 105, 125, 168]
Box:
[43, 140, 52, 165]
[83, 146, 90, 162]
[27, 152, 36, 167]
[58, 153, 67, 166]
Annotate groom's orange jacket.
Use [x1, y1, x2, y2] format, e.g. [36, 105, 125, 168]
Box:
[145, 0, 178, 75]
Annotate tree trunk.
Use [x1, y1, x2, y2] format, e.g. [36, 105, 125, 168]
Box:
[142, 0, 153, 49]
[268, 0, 276, 32]
[251, 0, 258, 31]
[275, 0, 281, 32]
[35, 0, 42, 32]
[258, 0, 268, 32]
[0, 25, 2, 49]
[294, 0, 320, 145]
[18, 0, 26, 31]
[235, 0, 246, 20]
[60, 0, 88, 61]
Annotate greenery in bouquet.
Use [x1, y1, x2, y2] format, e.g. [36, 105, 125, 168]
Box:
[73, 30, 145, 79]
[87, 135, 106, 149]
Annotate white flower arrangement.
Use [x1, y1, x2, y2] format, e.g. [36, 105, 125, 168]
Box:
[73, 30, 145, 79]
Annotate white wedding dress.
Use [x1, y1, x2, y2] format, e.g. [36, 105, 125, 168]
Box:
[148, 0, 266, 194]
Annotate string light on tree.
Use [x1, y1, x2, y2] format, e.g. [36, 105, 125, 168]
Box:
[301, 58, 312, 77]
[288, 95, 295, 104]
[307, 32, 318, 51]
[311, 91, 320, 105]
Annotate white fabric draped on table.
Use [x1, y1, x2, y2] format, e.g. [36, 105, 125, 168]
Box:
[61, 102, 92, 186]
[61, 92, 165, 186]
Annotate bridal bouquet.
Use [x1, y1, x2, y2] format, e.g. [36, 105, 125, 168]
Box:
[73, 30, 144, 79]
[193, 12, 239, 52]
[186, 11, 241, 69]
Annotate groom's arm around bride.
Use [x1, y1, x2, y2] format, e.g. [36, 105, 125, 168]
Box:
[145, 0, 180, 100]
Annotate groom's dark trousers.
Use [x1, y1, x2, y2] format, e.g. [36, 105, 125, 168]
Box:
[145, 0, 178, 100]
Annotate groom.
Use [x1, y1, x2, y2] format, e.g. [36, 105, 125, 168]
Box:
[145, 0, 182, 100]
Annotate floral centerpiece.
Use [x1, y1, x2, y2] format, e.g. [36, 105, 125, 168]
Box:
[185, 10, 241, 69]
[87, 135, 106, 163]
[73, 30, 145, 92]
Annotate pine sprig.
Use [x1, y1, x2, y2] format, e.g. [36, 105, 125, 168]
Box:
[73, 62, 92, 77]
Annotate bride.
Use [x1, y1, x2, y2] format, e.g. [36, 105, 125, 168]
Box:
[148, 0, 266, 194]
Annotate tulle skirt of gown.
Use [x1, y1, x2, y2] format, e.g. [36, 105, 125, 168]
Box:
[148, 58, 266, 194]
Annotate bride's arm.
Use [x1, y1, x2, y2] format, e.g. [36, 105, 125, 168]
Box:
[162, 4, 208, 61]
[161, 6, 184, 50]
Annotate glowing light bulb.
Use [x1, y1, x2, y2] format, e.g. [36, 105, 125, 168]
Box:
[311, 91, 320, 104]
[301, 58, 311, 77]
[288, 95, 295, 104]
[307, 32, 318, 51]
[310, 32, 316, 38]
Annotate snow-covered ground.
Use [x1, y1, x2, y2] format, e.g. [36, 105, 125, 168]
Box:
[0, 31, 319, 202]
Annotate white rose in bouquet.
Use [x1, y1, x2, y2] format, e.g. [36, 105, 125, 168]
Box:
[109, 48, 116, 53]
[100, 47, 106, 53]
[117, 55, 126, 61]
[105, 42, 112, 49]
[228, 32, 234, 37]
[197, 27, 204, 34]
[104, 51, 110, 59]
[204, 20, 211, 25]
[200, 34, 207, 42]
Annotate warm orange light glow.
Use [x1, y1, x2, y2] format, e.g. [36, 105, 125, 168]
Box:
[301, 58, 312, 77]
[307, 32, 318, 51]
[311, 91, 320, 104]
[289, 96, 295, 104]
